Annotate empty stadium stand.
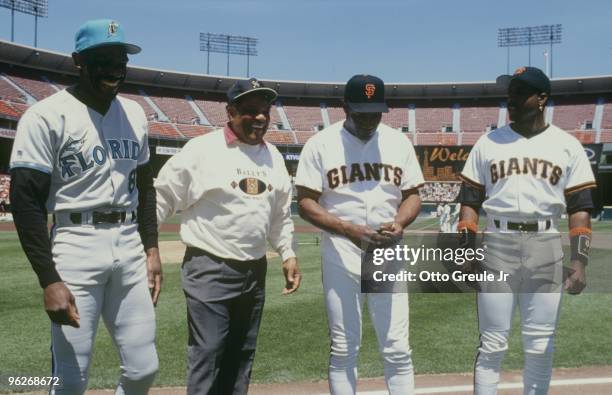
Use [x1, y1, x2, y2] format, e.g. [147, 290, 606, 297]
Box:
[0, 76, 26, 103]
[194, 99, 227, 127]
[0, 101, 20, 119]
[0, 42, 611, 146]
[269, 104, 284, 130]
[3, 68, 59, 101]
[415, 105, 453, 133]
[414, 132, 458, 146]
[460, 104, 499, 133]
[283, 104, 323, 131]
[150, 92, 200, 124]
[327, 106, 346, 125]
[119, 88, 159, 119]
[381, 107, 408, 129]
[148, 121, 183, 139]
[264, 131, 297, 145]
[600, 102, 612, 130]
[459, 132, 485, 146]
[551, 97, 597, 131]
[175, 124, 213, 138]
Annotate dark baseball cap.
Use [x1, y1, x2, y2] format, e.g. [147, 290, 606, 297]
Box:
[497, 66, 551, 94]
[227, 78, 278, 104]
[75, 19, 141, 54]
[344, 74, 388, 113]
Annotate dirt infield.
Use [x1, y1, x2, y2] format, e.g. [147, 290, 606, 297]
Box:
[7, 366, 612, 395]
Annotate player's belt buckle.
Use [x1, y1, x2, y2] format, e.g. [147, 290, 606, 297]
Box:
[92, 211, 125, 224]
[494, 219, 551, 232]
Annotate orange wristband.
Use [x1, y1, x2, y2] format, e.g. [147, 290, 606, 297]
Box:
[569, 227, 592, 238]
[457, 220, 478, 234]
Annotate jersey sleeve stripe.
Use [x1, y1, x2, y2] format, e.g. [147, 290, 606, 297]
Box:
[564, 182, 597, 195]
[295, 184, 323, 194]
[458, 174, 485, 190]
[402, 183, 425, 194]
[9, 162, 52, 174]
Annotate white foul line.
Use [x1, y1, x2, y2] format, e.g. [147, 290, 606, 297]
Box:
[316, 376, 612, 395]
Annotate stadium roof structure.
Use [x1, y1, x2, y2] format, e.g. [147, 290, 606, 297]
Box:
[1, 39, 612, 99]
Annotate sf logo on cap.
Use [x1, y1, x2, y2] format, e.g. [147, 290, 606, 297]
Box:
[251, 79, 261, 88]
[108, 21, 119, 37]
[514, 66, 526, 76]
[365, 83, 376, 99]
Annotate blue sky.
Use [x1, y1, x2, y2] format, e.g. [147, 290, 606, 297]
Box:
[1, 0, 611, 83]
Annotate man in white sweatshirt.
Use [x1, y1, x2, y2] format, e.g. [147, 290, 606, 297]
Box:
[155, 78, 301, 395]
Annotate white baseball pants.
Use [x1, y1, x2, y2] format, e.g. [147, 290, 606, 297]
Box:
[474, 231, 564, 395]
[322, 239, 414, 395]
[49, 222, 158, 395]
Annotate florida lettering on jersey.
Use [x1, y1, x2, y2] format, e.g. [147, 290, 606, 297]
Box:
[9, 90, 150, 212]
[490, 157, 562, 185]
[59, 137, 141, 179]
[327, 162, 402, 188]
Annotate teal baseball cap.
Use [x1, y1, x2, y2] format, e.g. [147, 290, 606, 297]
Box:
[75, 19, 141, 54]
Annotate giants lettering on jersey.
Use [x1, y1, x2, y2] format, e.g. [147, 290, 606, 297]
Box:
[327, 162, 402, 189]
[490, 157, 562, 185]
[59, 137, 140, 179]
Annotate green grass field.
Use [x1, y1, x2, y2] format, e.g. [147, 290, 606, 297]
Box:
[1, 217, 611, 392]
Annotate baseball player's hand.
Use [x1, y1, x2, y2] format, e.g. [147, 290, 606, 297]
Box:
[341, 222, 388, 250]
[281, 257, 301, 295]
[564, 261, 586, 295]
[146, 247, 163, 306]
[461, 259, 475, 274]
[44, 282, 80, 328]
[377, 222, 404, 245]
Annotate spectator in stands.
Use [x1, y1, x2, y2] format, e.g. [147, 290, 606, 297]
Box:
[419, 182, 461, 203]
[0, 174, 10, 218]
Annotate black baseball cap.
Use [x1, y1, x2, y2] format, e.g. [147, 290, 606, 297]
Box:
[227, 78, 278, 104]
[344, 74, 388, 113]
[497, 66, 551, 94]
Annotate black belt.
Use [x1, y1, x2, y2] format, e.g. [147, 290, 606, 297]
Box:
[493, 219, 550, 232]
[185, 246, 266, 265]
[69, 211, 136, 225]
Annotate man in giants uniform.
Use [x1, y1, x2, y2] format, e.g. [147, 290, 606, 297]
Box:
[296, 74, 424, 395]
[10, 20, 161, 394]
[458, 66, 596, 394]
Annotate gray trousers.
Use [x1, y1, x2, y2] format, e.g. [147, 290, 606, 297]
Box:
[181, 247, 267, 395]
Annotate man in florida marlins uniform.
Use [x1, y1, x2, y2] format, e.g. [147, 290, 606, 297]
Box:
[458, 66, 596, 394]
[296, 74, 423, 395]
[9, 20, 161, 394]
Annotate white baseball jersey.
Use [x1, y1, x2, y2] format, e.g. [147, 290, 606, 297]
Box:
[10, 90, 149, 213]
[460, 124, 596, 221]
[295, 121, 424, 258]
